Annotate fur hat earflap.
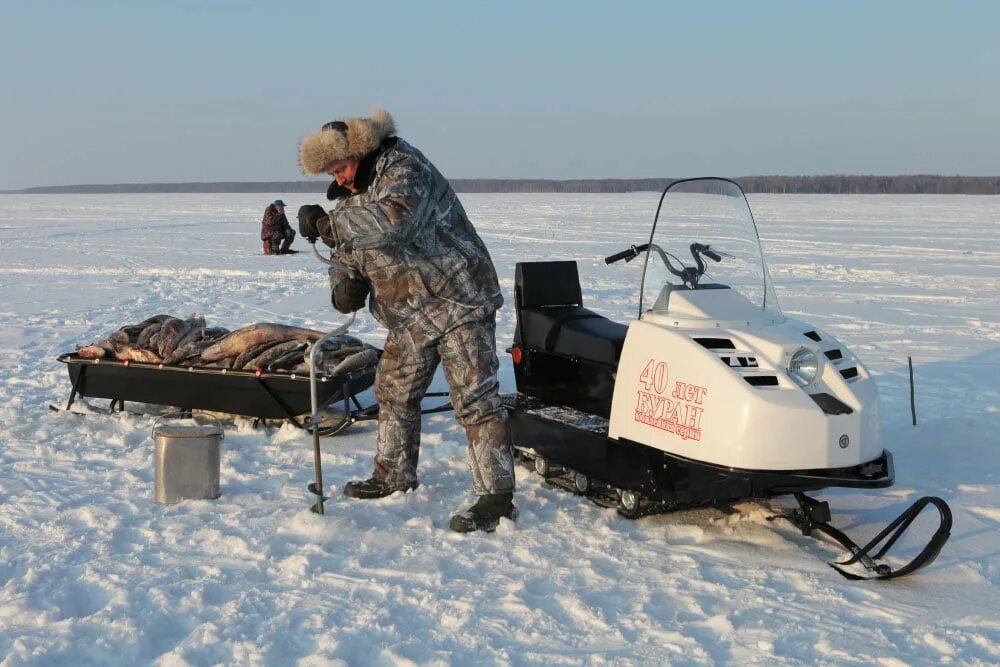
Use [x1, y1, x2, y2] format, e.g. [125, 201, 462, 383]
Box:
[298, 108, 396, 175]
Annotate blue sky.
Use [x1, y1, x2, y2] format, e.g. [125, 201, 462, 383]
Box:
[1, 0, 997, 188]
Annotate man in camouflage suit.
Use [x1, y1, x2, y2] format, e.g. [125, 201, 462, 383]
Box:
[297, 109, 515, 532]
[260, 199, 296, 255]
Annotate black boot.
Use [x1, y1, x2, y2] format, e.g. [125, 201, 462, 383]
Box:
[449, 493, 516, 533]
[343, 476, 417, 499]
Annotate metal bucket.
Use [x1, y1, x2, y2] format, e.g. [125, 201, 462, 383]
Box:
[153, 415, 224, 504]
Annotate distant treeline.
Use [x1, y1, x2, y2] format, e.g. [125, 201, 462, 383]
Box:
[736, 175, 1000, 195]
[8, 175, 1000, 195]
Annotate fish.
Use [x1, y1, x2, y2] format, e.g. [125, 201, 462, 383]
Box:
[312, 334, 365, 355]
[200, 327, 230, 340]
[172, 316, 206, 351]
[329, 345, 365, 360]
[136, 322, 163, 348]
[200, 324, 325, 362]
[112, 344, 163, 364]
[266, 350, 306, 371]
[327, 347, 380, 376]
[115, 325, 144, 342]
[136, 314, 172, 327]
[119, 315, 171, 343]
[304, 344, 366, 370]
[81, 334, 121, 356]
[244, 340, 309, 371]
[165, 351, 199, 366]
[76, 345, 107, 359]
[158, 318, 190, 357]
[232, 339, 285, 370]
[148, 326, 167, 351]
[75, 317, 343, 372]
[172, 325, 204, 351]
[107, 329, 131, 345]
[303, 335, 369, 368]
[162, 338, 217, 365]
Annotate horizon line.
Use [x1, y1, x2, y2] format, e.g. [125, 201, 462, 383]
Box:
[4, 174, 999, 195]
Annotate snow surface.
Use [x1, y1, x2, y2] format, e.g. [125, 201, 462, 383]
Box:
[0, 193, 998, 665]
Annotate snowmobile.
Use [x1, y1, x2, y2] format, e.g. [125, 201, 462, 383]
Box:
[505, 177, 951, 580]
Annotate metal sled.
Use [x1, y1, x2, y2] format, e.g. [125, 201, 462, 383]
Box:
[56, 352, 377, 434]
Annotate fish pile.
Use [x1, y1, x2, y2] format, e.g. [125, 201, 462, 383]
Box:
[75, 314, 380, 375]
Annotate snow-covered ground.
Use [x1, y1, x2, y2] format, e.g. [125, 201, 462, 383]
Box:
[0, 193, 997, 665]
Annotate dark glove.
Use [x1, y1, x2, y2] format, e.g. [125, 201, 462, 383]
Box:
[297, 204, 328, 243]
[329, 265, 370, 314]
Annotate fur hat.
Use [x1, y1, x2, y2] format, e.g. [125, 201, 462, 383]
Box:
[298, 108, 396, 175]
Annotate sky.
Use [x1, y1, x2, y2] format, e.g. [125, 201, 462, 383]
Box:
[1, 0, 998, 189]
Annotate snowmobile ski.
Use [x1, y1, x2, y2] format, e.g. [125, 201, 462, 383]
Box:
[769, 493, 952, 580]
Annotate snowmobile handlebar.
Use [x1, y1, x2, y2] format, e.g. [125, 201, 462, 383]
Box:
[606, 243, 687, 281]
[688, 243, 723, 282]
[608, 242, 725, 289]
[695, 244, 722, 263]
[605, 244, 650, 265]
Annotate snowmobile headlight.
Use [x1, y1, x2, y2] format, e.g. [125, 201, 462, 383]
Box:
[788, 347, 820, 387]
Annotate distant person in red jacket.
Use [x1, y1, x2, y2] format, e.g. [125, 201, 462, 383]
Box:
[261, 199, 296, 255]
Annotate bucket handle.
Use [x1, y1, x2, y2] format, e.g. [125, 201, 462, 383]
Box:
[152, 412, 225, 440]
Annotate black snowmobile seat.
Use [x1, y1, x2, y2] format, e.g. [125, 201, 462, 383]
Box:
[518, 307, 627, 365]
[515, 261, 627, 366]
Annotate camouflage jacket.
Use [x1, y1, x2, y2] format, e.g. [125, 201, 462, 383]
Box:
[318, 138, 503, 335]
[261, 205, 292, 241]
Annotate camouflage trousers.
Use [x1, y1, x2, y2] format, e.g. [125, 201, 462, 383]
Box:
[267, 228, 295, 255]
[372, 318, 515, 496]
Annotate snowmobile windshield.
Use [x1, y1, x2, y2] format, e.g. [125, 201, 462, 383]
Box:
[639, 177, 781, 319]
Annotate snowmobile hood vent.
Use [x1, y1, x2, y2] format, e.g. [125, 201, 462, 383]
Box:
[809, 392, 854, 415]
[693, 337, 736, 350]
[745, 375, 779, 387]
[692, 336, 780, 387]
[721, 355, 759, 369]
[804, 331, 822, 342]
